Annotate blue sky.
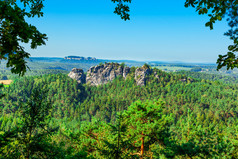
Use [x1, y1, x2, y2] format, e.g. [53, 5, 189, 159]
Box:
[24, 0, 230, 63]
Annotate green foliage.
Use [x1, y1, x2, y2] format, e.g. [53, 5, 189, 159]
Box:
[99, 113, 132, 159]
[142, 63, 151, 69]
[190, 67, 202, 72]
[72, 100, 172, 158]
[122, 100, 172, 158]
[0, 73, 84, 119]
[0, 89, 60, 158]
[0, 0, 47, 76]
[0, 129, 17, 155]
[176, 70, 238, 84]
[120, 62, 126, 68]
[183, 0, 238, 70]
[0, 84, 5, 99]
[111, 0, 132, 21]
[1, 69, 238, 158]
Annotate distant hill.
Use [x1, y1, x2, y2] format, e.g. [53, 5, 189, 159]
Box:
[29, 57, 63, 62]
[64, 56, 97, 61]
[20, 56, 238, 77]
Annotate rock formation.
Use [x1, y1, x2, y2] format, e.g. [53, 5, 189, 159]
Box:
[86, 63, 128, 86]
[123, 67, 130, 79]
[68, 68, 86, 84]
[134, 67, 151, 86]
[68, 63, 154, 86]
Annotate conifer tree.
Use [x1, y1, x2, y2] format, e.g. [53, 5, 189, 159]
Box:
[1, 89, 59, 158]
[122, 100, 172, 158]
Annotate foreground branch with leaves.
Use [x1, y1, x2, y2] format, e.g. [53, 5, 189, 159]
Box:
[0, 0, 47, 76]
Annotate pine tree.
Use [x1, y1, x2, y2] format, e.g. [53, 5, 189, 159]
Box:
[2, 89, 59, 158]
[122, 100, 172, 158]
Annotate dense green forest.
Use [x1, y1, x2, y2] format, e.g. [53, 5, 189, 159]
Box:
[1, 67, 238, 158]
[2, 0, 238, 158]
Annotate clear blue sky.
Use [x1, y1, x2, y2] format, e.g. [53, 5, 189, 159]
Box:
[24, 0, 230, 63]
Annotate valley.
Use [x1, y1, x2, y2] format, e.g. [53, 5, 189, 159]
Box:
[1, 59, 238, 158]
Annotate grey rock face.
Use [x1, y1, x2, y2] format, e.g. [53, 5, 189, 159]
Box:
[68, 63, 156, 86]
[123, 67, 130, 79]
[86, 63, 124, 86]
[68, 68, 86, 84]
[134, 67, 151, 86]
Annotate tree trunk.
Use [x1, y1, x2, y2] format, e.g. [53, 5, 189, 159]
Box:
[141, 133, 144, 158]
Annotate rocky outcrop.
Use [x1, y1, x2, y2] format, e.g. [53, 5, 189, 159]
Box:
[68, 68, 86, 84]
[68, 63, 155, 86]
[86, 63, 126, 86]
[134, 67, 151, 86]
[123, 67, 130, 79]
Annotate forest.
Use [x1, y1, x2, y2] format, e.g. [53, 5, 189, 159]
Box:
[1, 65, 238, 158]
[2, 0, 238, 158]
